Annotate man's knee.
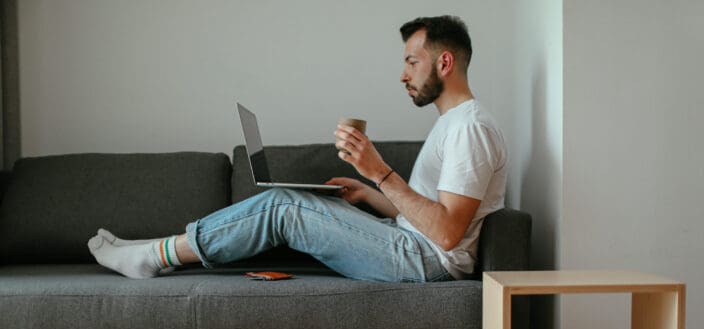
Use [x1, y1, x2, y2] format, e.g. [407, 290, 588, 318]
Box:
[258, 188, 308, 204]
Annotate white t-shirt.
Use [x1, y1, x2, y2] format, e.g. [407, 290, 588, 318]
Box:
[396, 99, 507, 279]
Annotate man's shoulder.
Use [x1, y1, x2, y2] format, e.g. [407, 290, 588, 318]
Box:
[444, 108, 501, 137]
[445, 100, 496, 125]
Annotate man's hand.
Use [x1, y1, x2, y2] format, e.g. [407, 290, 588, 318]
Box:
[325, 177, 401, 218]
[325, 177, 371, 204]
[334, 125, 391, 184]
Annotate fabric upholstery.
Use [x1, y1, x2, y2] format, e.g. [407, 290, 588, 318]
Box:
[0, 152, 232, 264]
[0, 265, 482, 329]
[477, 208, 532, 273]
[0, 170, 12, 202]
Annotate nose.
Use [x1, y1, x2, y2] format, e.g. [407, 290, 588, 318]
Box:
[400, 69, 409, 84]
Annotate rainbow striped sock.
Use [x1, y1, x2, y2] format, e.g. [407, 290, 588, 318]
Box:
[155, 236, 182, 268]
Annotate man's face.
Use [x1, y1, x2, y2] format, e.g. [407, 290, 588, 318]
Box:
[400, 30, 444, 107]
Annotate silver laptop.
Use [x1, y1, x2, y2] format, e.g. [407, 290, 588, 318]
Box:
[237, 103, 343, 190]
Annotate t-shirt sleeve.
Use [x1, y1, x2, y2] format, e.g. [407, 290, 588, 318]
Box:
[437, 122, 500, 200]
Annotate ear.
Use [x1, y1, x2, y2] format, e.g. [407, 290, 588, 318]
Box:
[436, 51, 454, 77]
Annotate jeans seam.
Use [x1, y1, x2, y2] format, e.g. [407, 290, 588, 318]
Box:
[199, 207, 270, 235]
[198, 199, 327, 233]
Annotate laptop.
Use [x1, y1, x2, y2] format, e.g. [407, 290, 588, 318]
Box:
[237, 103, 343, 190]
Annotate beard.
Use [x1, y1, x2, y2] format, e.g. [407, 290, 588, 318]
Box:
[408, 65, 444, 107]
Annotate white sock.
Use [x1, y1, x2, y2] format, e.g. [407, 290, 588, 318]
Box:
[88, 234, 181, 279]
[96, 229, 179, 274]
[98, 228, 167, 247]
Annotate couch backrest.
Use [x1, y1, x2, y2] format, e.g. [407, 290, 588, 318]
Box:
[0, 152, 232, 264]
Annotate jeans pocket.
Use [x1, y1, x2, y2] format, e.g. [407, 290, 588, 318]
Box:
[422, 253, 453, 282]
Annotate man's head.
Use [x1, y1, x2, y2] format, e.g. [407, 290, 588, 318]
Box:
[399, 16, 472, 107]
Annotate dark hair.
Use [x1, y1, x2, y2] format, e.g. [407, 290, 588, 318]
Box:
[400, 15, 472, 72]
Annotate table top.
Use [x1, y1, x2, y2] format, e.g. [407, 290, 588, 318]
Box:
[483, 270, 685, 295]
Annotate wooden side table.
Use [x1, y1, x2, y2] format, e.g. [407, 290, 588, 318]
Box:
[483, 270, 686, 329]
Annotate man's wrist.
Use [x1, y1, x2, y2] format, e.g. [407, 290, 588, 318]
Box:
[369, 164, 391, 183]
[376, 168, 395, 189]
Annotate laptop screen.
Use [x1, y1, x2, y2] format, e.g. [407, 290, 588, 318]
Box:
[237, 104, 272, 183]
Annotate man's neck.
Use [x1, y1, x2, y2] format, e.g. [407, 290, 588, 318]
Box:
[434, 79, 474, 115]
[434, 91, 473, 115]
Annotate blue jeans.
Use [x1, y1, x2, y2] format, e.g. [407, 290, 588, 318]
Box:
[185, 188, 452, 282]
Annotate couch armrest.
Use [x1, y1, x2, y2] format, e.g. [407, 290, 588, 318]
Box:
[0, 170, 12, 203]
[476, 208, 532, 329]
[477, 208, 532, 273]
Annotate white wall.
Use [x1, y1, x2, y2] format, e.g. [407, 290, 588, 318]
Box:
[563, 0, 704, 327]
[17, 0, 559, 203]
[19, 0, 507, 157]
[511, 0, 563, 327]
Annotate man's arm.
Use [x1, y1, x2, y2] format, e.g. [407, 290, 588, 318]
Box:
[366, 187, 401, 218]
[334, 125, 480, 251]
[376, 171, 480, 251]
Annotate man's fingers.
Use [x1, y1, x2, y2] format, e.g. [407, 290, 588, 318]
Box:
[338, 150, 348, 161]
[336, 126, 364, 142]
[336, 140, 353, 152]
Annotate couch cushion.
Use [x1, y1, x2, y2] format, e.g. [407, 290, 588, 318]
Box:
[0, 265, 482, 329]
[0, 152, 232, 264]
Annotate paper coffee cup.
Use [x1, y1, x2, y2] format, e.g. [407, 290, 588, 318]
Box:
[337, 118, 367, 154]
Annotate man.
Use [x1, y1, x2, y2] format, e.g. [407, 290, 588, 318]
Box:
[88, 15, 507, 282]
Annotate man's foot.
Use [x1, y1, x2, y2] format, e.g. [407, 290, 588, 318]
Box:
[98, 228, 165, 247]
[88, 234, 181, 279]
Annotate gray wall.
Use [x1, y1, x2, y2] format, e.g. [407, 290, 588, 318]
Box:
[17, 0, 563, 326]
[563, 0, 704, 327]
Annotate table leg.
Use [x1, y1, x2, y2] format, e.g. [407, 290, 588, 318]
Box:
[483, 274, 512, 329]
[631, 287, 685, 329]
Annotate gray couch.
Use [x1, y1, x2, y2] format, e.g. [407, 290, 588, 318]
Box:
[0, 142, 531, 329]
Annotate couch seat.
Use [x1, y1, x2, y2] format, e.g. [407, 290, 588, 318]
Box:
[0, 264, 482, 329]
